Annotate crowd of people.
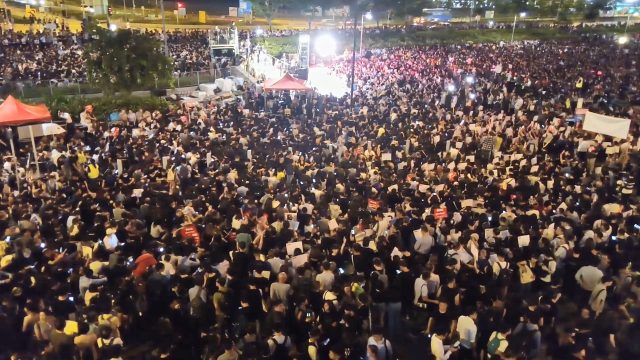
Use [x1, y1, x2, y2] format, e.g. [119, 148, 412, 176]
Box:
[0, 29, 213, 87]
[0, 27, 640, 360]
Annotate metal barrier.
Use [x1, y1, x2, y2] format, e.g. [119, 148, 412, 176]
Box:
[13, 70, 217, 99]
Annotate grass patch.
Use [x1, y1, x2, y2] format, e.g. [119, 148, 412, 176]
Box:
[257, 26, 639, 57]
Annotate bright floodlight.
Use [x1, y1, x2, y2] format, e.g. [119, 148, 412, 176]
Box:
[315, 34, 337, 58]
[465, 76, 474, 84]
[255, 28, 264, 36]
[39, 0, 45, 5]
[618, 35, 629, 45]
[520, 12, 527, 17]
[365, 12, 373, 20]
[447, 84, 456, 92]
[109, 24, 117, 31]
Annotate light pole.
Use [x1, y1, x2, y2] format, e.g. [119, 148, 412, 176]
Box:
[160, 0, 168, 56]
[360, 11, 372, 55]
[350, 13, 358, 111]
[511, 12, 526, 42]
[624, 13, 631, 34]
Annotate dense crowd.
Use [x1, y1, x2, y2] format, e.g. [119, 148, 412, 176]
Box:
[1, 31, 640, 360]
[0, 30, 212, 86]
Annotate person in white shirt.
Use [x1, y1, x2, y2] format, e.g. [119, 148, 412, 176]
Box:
[456, 309, 478, 359]
[431, 327, 457, 360]
[413, 225, 434, 255]
[575, 265, 603, 291]
[413, 272, 430, 309]
[315, 261, 335, 291]
[366, 327, 393, 360]
[160, 254, 176, 276]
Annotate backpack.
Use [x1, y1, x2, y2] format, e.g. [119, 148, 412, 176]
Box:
[215, 289, 232, 315]
[270, 335, 289, 360]
[487, 332, 506, 356]
[177, 164, 190, 181]
[97, 337, 122, 359]
[167, 166, 176, 181]
[495, 261, 513, 286]
[190, 287, 206, 318]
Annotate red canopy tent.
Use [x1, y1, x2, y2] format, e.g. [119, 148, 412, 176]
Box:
[0, 96, 52, 175]
[263, 73, 311, 91]
[0, 95, 52, 125]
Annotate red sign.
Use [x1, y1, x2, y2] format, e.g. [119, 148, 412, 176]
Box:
[180, 224, 201, 246]
[368, 198, 381, 211]
[433, 208, 448, 220]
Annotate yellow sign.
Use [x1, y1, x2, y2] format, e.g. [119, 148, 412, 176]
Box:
[198, 10, 206, 24]
[25, 5, 37, 17]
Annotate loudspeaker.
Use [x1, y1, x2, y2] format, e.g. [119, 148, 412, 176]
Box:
[294, 68, 309, 80]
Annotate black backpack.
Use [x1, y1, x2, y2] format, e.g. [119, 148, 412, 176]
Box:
[270, 335, 289, 360]
[190, 287, 206, 318]
[495, 261, 514, 286]
[98, 337, 122, 359]
[177, 164, 190, 181]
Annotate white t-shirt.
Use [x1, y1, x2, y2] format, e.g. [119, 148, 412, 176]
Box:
[413, 277, 428, 304]
[456, 315, 477, 349]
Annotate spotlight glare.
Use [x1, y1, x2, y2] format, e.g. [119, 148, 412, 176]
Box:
[315, 34, 337, 58]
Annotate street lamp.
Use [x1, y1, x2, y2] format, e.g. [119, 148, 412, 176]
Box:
[160, 0, 168, 56]
[360, 11, 372, 55]
[511, 12, 526, 42]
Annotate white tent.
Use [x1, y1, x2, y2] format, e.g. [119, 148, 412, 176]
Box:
[17, 123, 66, 140]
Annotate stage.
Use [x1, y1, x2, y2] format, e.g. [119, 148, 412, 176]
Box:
[308, 66, 349, 96]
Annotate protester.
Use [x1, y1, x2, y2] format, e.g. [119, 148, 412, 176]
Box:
[0, 28, 639, 360]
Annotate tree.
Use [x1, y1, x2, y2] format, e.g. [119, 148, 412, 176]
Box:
[584, 0, 608, 20]
[395, 0, 433, 23]
[84, 26, 172, 95]
[251, 0, 290, 31]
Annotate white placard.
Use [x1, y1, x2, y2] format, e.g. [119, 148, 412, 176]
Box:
[291, 253, 309, 268]
[517, 235, 530, 247]
[381, 153, 392, 161]
[583, 111, 631, 139]
[286, 241, 303, 256]
[289, 220, 300, 231]
[461, 199, 474, 208]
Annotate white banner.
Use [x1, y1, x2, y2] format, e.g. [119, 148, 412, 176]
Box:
[583, 111, 631, 139]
